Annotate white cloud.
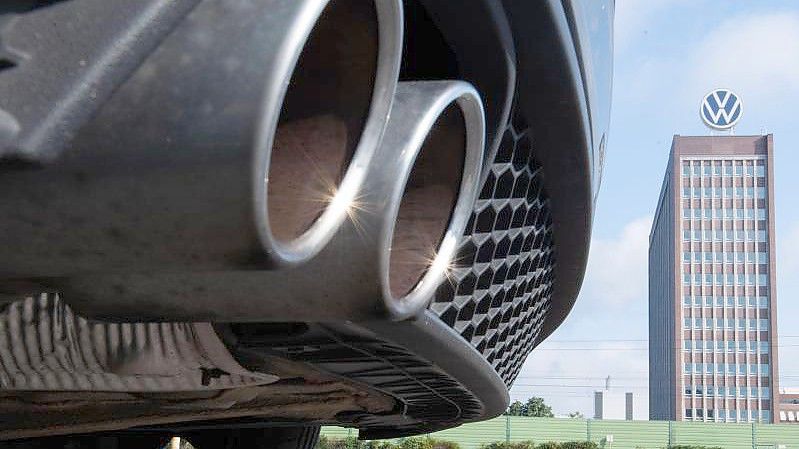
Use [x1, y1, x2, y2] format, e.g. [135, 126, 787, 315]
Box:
[615, 10, 799, 131]
[581, 216, 653, 305]
[689, 12, 799, 104]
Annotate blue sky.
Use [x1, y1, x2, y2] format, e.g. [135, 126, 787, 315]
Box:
[510, 0, 799, 417]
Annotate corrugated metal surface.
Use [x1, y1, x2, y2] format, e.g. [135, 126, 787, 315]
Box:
[433, 417, 509, 448]
[756, 423, 799, 448]
[507, 416, 584, 443]
[322, 417, 799, 449]
[589, 420, 668, 449]
[321, 426, 358, 440]
[671, 421, 752, 449]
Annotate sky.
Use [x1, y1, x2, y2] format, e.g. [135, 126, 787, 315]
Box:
[509, 0, 799, 418]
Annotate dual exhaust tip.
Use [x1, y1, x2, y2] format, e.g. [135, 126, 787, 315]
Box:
[259, 0, 484, 319]
[0, 0, 485, 321]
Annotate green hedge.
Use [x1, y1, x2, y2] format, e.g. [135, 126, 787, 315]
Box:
[479, 442, 535, 449]
[317, 436, 460, 449]
[559, 443, 599, 449]
[669, 446, 723, 449]
[478, 443, 597, 449]
[316, 437, 604, 449]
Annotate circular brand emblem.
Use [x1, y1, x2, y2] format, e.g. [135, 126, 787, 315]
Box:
[700, 89, 743, 130]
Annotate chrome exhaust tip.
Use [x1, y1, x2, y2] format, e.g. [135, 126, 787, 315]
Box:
[388, 105, 466, 299]
[378, 82, 484, 320]
[257, 0, 404, 266]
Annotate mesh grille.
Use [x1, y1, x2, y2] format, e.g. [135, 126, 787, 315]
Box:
[429, 108, 555, 386]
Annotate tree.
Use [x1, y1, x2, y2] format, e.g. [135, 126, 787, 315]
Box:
[505, 400, 525, 416]
[504, 397, 554, 417]
[523, 397, 553, 417]
[567, 411, 584, 419]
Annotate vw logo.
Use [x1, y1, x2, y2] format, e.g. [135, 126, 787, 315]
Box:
[700, 89, 743, 130]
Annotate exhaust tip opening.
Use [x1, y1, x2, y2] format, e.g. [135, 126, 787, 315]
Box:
[267, 0, 381, 245]
[389, 104, 466, 299]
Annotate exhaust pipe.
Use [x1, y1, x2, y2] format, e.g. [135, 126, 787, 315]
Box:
[55, 82, 484, 322]
[0, 0, 403, 281]
[259, 0, 404, 265]
[381, 82, 484, 319]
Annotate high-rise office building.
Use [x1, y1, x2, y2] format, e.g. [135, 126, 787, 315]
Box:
[649, 135, 779, 423]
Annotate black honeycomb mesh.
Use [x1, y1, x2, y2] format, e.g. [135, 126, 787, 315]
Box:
[429, 108, 555, 386]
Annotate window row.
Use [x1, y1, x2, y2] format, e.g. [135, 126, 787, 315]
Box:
[682, 273, 769, 286]
[681, 164, 765, 177]
[682, 252, 767, 264]
[682, 296, 769, 308]
[685, 408, 770, 422]
[682, 340, 770, 353]
[681, 187, 766, 199]
[681, 208, 766, 219]
[683, 363, 770, 375]
[682, 207, 766, 220]
[682, 318, 770, 331]
[684, 385, 770, 398]
[682, 230, 768, 242]
[780, 410, 799, 423]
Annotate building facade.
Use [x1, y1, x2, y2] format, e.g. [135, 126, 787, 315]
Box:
[778, 389, 799, 424]
[649, 135, 779, 423]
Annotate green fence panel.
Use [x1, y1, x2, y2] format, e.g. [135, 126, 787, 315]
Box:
[320, 426, 357, 440]
[430, 417, 509, 449]
[671, 420, 752, 449]
[321, 417, 799, 449]
[589, 419, 669, 449]
[755, 423, 799, 448]
[507, 417, 587, 445]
